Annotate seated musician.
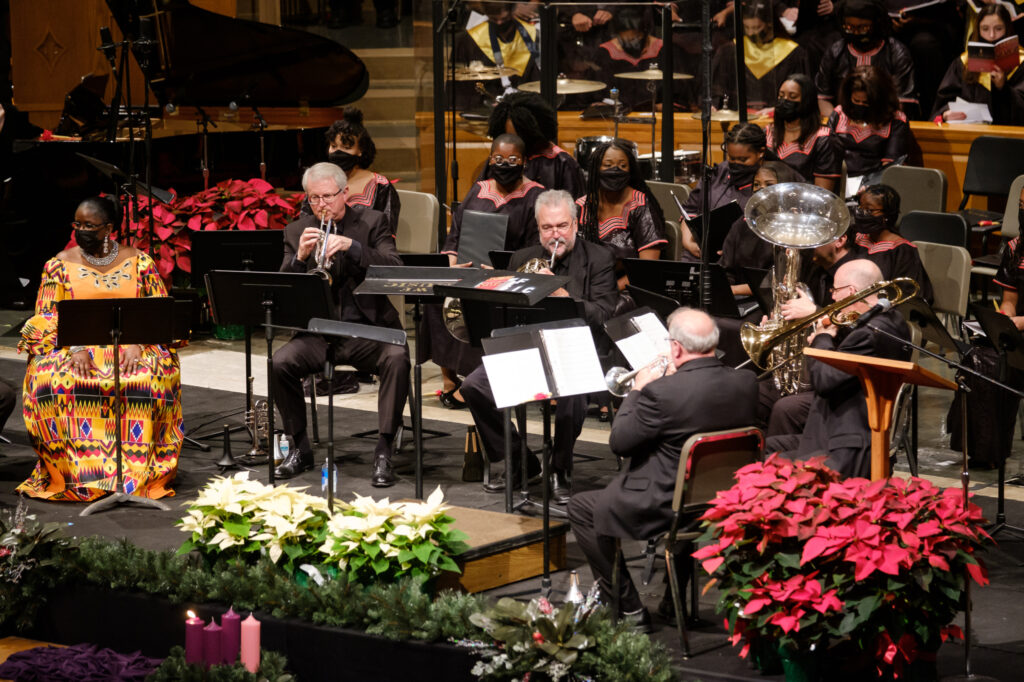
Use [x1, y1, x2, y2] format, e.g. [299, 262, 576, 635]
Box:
[421, 133, 545, 409]
[568, 308, 758, 628]
[460, 189, 618, 504]
[272, 163, 410, 487]
[453, 2, 539, 107]
[484, 92, 585, 198]
[852, 184, 933, 303]
[766, 259, 911, 478]
[17, 197, 183, 501]
[680, 122, 766, 259]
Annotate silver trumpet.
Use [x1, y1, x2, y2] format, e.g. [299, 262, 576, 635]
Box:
[605, 356, 671, 397]
[311, 210, 334, 283]
[547, 237, 565, 268]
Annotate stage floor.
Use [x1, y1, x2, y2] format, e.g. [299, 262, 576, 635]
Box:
[0, 327, 1022, 680]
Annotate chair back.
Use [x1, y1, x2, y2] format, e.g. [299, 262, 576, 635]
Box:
[663, 220, 682, 260]
[881, 165, 947, 220]
[999, 174, 1024, 241]
[395, 189, 440, 253]
[913, 241, 971, 317]
[647, 180, 691, 225]
[672, 427, 763, 513]
[958, 136, 1024, 208]
[898, 211, 968, 248]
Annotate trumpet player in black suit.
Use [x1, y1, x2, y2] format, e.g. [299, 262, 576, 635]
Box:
[273, 162, 410, 487]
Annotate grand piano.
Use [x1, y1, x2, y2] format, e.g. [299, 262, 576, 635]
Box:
[2, 0, 369, 305]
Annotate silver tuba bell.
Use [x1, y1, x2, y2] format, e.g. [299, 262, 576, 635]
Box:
[741, 182, 849, 395]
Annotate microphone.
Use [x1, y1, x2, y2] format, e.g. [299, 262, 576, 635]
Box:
[98, 27, 117, 70]
[854, 298, 893, 329]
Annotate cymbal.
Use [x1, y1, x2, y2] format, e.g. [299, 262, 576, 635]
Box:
[451, 65, 517, 81]
[519, 77, 606, 95]
[691, 108, 742, 122]
[615, 68, 693, 81]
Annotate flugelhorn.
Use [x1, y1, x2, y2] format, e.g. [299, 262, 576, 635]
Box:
[740, 277, 919, 374]
[311, 209, 334, 283]
[243, 376, 269, 461]
[605, 356, 671, 397]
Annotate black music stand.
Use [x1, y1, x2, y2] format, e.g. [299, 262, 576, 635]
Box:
[189, 232, 285, 448]
[623, 259, 757, 319]
[57, 297, 175, 516]
[204, 270, 333, 484]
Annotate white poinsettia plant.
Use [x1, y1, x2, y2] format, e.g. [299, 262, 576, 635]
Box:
[178, 474, 468, 584]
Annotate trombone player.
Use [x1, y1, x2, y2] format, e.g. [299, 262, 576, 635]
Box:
[765, 259, 912, 479]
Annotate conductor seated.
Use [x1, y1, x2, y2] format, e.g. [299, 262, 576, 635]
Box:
[568, 309, 758, 627]
[460, 189, 618, 504]
[272, 162, 410, 487]
[766, 259, 911, 478]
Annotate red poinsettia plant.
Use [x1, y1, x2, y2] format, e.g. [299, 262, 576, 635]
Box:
[694, 455, 990, 678]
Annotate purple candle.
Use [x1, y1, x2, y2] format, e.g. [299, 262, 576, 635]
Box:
[185, 611, 204, 665]
[221, 607, 242, 664]
[203, 621, 223, 667]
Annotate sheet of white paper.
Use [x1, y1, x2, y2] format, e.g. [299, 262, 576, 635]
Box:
[947, 97, 993, 124]
[845, 175, 864, 199]
[633, 312, 671, 356]
[539, 326, 608, 397]
[482, 349, 551, 409]
[616, 332, 660, 370]
[962, 319, 986, 337]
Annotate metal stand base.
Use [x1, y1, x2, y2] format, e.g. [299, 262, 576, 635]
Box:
[80, 492, 170, 517]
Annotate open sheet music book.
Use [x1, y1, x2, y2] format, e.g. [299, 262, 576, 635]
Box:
[482, 324, 607, 408]
[607, 310, 671, 370]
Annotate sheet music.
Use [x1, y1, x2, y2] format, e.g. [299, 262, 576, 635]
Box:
[633, 313, 670, 355]
[538, 326, 607, 397]
[482, 349, 551, 408]
[616, 332, 661, 370]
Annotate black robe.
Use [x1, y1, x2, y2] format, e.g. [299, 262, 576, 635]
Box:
[594, 37, 669, 109]
[719, 216, 775, 285]
[681, 162, 755, 219]
[575, 189, 667, 261]
[995, 237, 1024, 292]
[853, 232, 934, 304]
[766, 125, 843, 183]
[527, 146, 586, 198]
[452, 19, 540, 109]
[711, 38, 811, 110]
[346, 172, 401, 235]
[826, 107, 911, 177]
[815, 38, 917, 110]
[932, 53, 1024, 125]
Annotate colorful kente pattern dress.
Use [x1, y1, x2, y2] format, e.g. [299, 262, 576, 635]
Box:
[17, 253, 183, 501]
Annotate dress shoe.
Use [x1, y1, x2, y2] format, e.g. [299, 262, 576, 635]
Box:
[483, 453, 541, 493]
[550, 469, 571, 505]
[275, 450, 314, 479]
[621, 607, 654, 634]
[440, 388, 467, 409]
[371, 454, 397, 487]
[598, 407, 611, 423]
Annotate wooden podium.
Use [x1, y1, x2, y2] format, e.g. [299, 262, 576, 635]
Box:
[804, 348, 958, 480]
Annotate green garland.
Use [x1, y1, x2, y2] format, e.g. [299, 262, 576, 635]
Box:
[148, 646, 291, 681]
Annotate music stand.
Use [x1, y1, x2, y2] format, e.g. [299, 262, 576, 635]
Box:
[57, 297, 175, 516]
[623, 259, 757, 319]
[204, 270, 334, 485]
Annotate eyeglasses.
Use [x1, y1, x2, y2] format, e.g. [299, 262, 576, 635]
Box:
[490, 155, 522, 165]
[842, 23, 873, 35]
[308, 189, 343, 204]
[71, 221, 108, 231]
[539, 222, 574, 233]
[829, 283, 856, 296]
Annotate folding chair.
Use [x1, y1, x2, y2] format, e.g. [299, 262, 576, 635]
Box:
[647, 180, 691, 225]
[955, 136, 1024, 253]
[663, 219, 683, 261]
[898, 211, 968, 248]
[881, 165, 947, 222]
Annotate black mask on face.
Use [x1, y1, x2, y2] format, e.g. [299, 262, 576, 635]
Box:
[328, 150, 360, 172]
[728, 162, 759, 188]
[621, 36, 646, 57]
[854, 207, 889, 234]
[774, 98, 801, 122]
[494, 18, 517, 41]
[844, 103, 871, 121]
[599, 167, 631, 192]
[843, 30, 877, 50]
[490, 162, 524, 187]
[76, 229, 107, 254]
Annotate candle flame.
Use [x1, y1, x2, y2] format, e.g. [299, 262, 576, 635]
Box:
[187, 610, 196, 619]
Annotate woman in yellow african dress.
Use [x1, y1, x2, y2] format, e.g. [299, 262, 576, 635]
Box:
[17, 196, 183, 502]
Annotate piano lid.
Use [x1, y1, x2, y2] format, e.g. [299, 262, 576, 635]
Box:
[106, 0, 369, 108]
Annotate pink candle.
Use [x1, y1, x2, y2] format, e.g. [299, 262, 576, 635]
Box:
[203, 621, 222, 667]
[240, 613, 260, 673]
[185, 611, 204, 665]
[221, 607, 242, 664]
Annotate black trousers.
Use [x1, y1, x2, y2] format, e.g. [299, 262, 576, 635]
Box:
[271, 333, 410, 457]
[568, 490, 693, 614]
[0, 379, 15, 434]
[460, 364, 586, 473]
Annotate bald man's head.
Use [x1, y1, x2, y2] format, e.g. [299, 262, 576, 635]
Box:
[834, 259, 883, 292]
[667, 308, 719, 355]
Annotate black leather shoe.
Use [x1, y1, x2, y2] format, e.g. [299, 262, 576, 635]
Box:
[550, 470, 571, 505]
[440, 389, 467, 409]
[622, 607, 654, 634]
[372, 454, 397, 487]
[275, 450, 314, 479]
[483, 453, 541, 492]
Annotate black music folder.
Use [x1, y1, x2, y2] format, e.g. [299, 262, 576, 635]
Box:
[604, 306, 671, 370]
[457, 211, 508, 267]
[623, 259, 757, 319]
[682, 200, 743, 257]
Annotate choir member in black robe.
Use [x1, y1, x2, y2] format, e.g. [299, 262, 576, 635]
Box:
[827, 65, 910, 180]
[815, 0, 917, 117]
[932, 4, 1024, 126]
[420, 134, 545, 407]
[851, 184, 933, 303]
[711, 0, 811, 111]
[767, 73, 843, 192]
[680, 122, 767, 259]
[482, 92, 585, 198]
[995, 189, 1024, 328]
[594, 7, 669, 110]
[452, 3, 540, 109]
[888, 0, 962, 119]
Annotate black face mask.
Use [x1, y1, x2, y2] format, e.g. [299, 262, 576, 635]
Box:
[494, 19, 517, 41]
[490, 162, 524, 187]
[76, 229, 107, 254]
[844, 103, 871, 121]
[843, 31, 877, 50]
[749, 30, 773, 46]
[854, 207, 889, 234]
[328, 150, 360, 172]
[599, 168, 631, 192]
[621, 36, 646, 57]
[775, 99, 801, 122]
[728, 162, 759, 188]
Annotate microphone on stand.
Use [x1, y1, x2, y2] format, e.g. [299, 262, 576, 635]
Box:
[854, 298, 893, 329]
[98, 27, 118, 73]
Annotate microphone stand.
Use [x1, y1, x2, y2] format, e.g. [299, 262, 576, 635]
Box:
[698, 0, 713, 311]
[252, 105, 269, 181]
[195, 105, 217, 191]
[135, 17, 157, 253]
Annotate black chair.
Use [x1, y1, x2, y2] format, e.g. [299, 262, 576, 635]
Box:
[956, 136, 1024, 252]
[898, 211, 968, 248]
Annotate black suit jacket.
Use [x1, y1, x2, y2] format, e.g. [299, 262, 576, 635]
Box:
[599, 356, 759, 540]
[796, 308, 912, 478]
[280, 205, 402, 329]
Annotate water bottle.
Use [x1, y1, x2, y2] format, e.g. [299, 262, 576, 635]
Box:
[275, 433, 289, 465]
[321, 460, 337, 494]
